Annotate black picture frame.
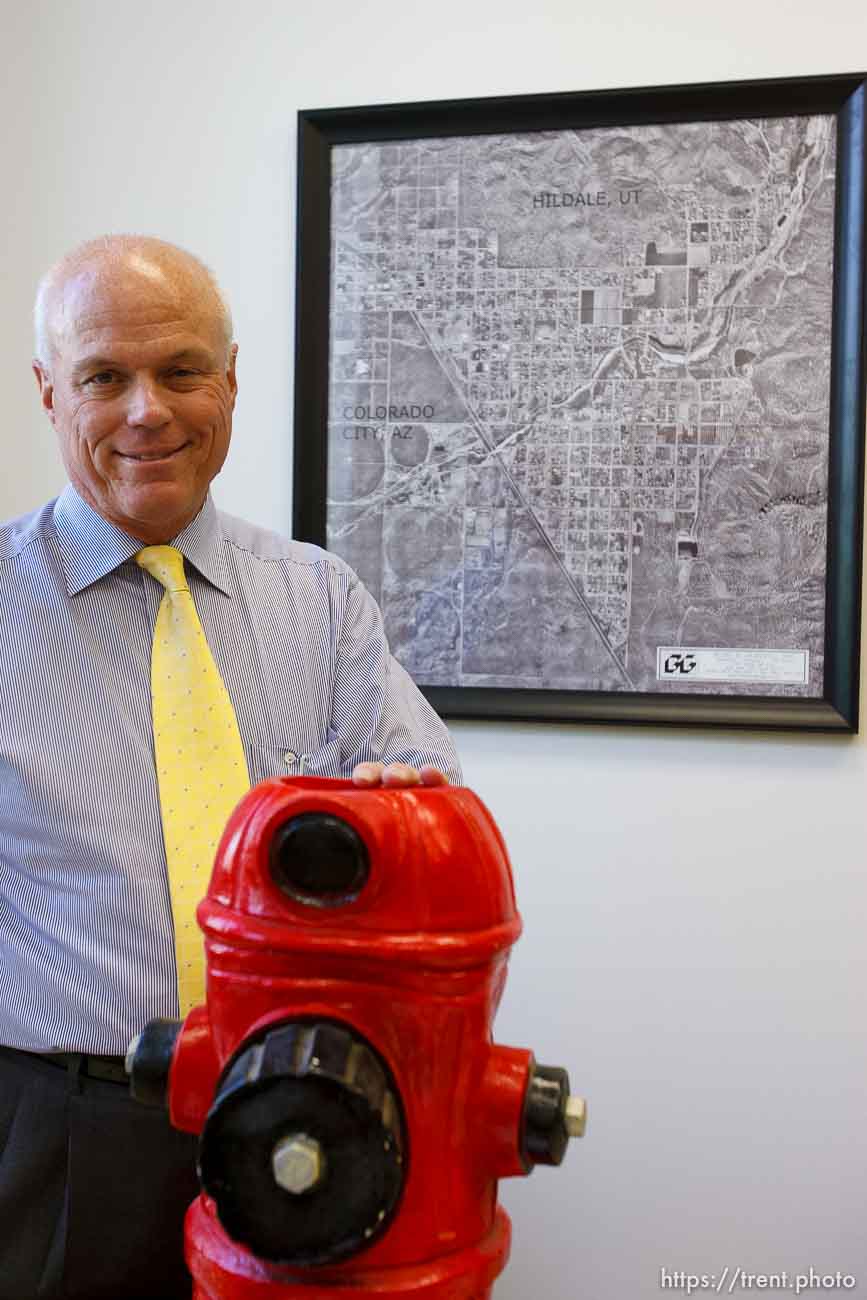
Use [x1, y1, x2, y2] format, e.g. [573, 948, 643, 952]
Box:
[294, 73, 867, 732]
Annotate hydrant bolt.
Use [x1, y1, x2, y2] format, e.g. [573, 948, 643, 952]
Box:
[272, 1133, 324, 1195]
[565, 1095, 587, 1138]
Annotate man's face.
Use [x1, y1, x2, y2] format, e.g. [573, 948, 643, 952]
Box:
[33, 260, 237, 544]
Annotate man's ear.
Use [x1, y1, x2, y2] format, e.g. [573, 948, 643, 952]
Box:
[226, 343, 238, 406]
[32, 361, 56, 426]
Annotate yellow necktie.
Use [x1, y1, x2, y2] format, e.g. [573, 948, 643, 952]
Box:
[136, 545, 250, 1013]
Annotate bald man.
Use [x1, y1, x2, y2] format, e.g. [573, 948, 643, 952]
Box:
[0, 236, 459, 1299]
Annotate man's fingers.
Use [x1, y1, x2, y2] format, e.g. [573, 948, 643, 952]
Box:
[351, 761, 385, 786]
[380, 762, 422, 787]
[418, 765, 448, 786]
[351, 761, 447, 787]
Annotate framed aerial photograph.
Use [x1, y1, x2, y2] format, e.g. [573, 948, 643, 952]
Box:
[294, 73, 867, 730]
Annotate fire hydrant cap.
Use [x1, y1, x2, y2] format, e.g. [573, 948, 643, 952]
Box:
[198, 1021, 404, 1266]
[269, 813, 370, 906]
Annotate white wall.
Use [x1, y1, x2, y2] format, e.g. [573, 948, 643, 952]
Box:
[2, 2, 866, 1296]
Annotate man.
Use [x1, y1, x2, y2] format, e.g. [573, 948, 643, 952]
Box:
[0, 235, 460, 1299]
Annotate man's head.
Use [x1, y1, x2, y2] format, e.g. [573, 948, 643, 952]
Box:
[33, 235, 238, 544]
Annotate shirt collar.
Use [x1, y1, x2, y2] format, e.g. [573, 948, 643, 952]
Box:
[53, 486, 232, 597]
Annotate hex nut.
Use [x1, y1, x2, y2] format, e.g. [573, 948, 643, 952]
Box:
[564, 1095, 587, 1138]
[272, 1133, 324, 1194]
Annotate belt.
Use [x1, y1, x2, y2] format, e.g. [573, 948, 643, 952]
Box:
[2, 1047, 129, 1085]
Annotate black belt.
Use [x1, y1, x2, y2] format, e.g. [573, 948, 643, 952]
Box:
[2, 1047, 129, 1085]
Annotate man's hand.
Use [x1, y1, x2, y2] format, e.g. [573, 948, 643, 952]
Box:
[351, 761, 448, 788]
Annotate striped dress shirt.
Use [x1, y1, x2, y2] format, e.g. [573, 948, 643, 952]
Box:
[0, 487, 461, 1054]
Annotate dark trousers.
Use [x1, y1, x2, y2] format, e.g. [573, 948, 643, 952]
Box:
[0, 1047, 200, 1299]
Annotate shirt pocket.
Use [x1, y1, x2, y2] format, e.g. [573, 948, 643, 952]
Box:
[245, 732, 345, 785]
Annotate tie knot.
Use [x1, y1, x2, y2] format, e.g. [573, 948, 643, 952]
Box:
[136, 545, 189, 593]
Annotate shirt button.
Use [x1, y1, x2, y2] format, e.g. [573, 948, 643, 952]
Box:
[283, 751, 296, 768]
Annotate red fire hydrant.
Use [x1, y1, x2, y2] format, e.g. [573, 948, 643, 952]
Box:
[128, 777, 586, 1298]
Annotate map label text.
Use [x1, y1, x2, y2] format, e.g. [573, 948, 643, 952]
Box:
[532, 189, 640, 209]
[342, 404, 434, 421]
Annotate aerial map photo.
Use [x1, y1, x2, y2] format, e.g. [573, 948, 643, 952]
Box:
[325, 114, 836, 696]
